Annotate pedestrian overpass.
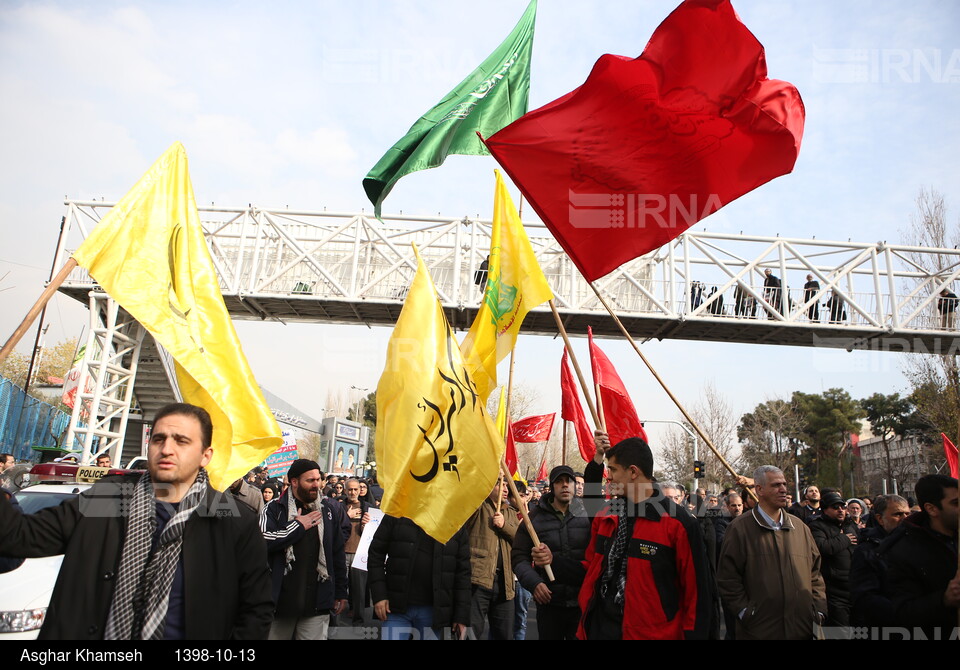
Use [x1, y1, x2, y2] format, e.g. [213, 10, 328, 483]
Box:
[50, 201, 960, 463]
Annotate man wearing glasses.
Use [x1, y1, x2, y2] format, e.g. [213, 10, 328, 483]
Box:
[810, 491, 860, 632]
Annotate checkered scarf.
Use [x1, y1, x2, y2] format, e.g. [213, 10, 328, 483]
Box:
[284, 491, 328, 582]
[103, 469, 209, 640]
[600, 502, 630, 610]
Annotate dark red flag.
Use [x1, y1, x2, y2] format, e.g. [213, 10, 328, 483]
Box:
[850, 432, 860, 458]
[485, 0, 805, 281]
[505, 420, 520, 476]
[589, 328, 648, 445]
[942, 433, 959, 479]
[561, 349, 597, 462]
[512, 413, 556, 443]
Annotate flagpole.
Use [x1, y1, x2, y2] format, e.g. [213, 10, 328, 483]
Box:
[562, 420, 568, 466]
[0, 258, 78, 364]
[497, 349, 518, 514]
[595, 384, 607, 431]
[548, 299, 602, 428]
[500, 454, 555, 582]
[588, 282, 757, 501]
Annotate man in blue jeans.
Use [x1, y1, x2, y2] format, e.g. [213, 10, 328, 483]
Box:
[368, 514, 471, 640]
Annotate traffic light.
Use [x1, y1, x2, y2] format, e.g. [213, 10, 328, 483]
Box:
[693, 460, 705, 479]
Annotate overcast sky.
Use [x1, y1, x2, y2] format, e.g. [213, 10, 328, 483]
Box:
[1, 0, 958, 464]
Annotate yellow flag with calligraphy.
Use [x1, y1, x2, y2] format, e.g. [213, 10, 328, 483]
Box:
[460, 169, 553, 402]
[72, 142, 281, 490]
[376, 245, 503, 543]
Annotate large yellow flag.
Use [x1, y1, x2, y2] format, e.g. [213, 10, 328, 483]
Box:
[376, 245, 503, 543]
[72, 142, 282, 490]
[460, 170, 553, 402]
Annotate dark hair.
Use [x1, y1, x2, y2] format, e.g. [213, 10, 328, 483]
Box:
[915, 474, 959, 510]
[872, 494, 907, 518]
[1, 453, 14, 464]
[153, 403, 214, 448]
[606, 437, 654, 479]
[514, 481, 527, 495]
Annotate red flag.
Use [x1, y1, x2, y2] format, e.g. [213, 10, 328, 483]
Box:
[536, 459, 548, 483]
[589, 328, 648, 446]
[485, 0, 804, 282]
[505, 420, 520, 476]
[512, 413, 556, 443]
[561, 349, 596, 462]
[942, 433, 959, 479]
[850, 433, 860, 458]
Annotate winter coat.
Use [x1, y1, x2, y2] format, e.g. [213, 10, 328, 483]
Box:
[809, 515, 859, 601]
[511, 494, 590, 607]
[0, 474, 273, 640]
[260, 491, 348, 611]
[878, 510, 959, 638]
[717, 508, 827, 640]
[367, 514, 471, 628]
[466, 498, 519, 598]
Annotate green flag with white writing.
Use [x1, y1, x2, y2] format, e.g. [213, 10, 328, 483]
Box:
[363, 0, 536, 217]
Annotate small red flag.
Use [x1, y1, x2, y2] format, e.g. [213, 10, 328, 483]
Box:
[536, 459, 548, 483]
[942, 433, 959, 479]
[505, 420, 520, 476]
[512, 413, 556, 443]
[561, 349, 597, 462]
[850, 433, 861, 458]
[589, 328, 648, 446]
[486, 0, 804, 281]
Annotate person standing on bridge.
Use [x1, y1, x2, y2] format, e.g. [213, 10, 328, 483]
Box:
[938, 288, 958, 329]
[763, 269, 783, 317]
[803, 274, 820, 322]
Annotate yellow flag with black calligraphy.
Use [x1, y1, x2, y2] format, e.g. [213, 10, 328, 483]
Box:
[376, 245, 502, 543]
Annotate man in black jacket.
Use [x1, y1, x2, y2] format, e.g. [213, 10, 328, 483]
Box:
[810, 491, 860, 630]
[850, 494, 910, 627]
[0, 402, 273, 640]
[879, 474, 960, 639]
[260, 458, 348, 640]
[512, 465, 591, 639]
[787, 485, 823, 525]
[368, 514, 471, 640]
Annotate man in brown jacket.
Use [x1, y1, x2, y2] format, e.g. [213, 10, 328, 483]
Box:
[717, 465, 827, 640]
[467, 479, 520, 639]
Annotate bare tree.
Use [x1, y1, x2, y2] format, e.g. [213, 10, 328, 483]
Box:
[900, 188, 960, 441]
[298, 432, 322, 462]
[486, 382, 541, 422]
[656, 382, 740, 491]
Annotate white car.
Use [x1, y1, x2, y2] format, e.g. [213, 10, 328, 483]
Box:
[0, 482, 92, 639]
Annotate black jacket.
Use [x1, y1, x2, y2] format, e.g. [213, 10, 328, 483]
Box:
[786, 502, 822, 525]
[850, 525, 895, 626]
[367, 514, 471, 628]
[878, 511, 958, 637]
[511, 494, 590, 607]
[0, 474, 273, 640]
[810, 515, 859, 600]
[260, 492, 348, 611]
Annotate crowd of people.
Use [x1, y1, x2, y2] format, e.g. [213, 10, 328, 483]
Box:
[0, 402, 957, 641]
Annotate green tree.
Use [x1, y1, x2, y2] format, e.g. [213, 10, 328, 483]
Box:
[0, 338, 79, 387]
[860, 392, 916, 485]
[737, 397, 806, 476]
[793, 388, 865, 489]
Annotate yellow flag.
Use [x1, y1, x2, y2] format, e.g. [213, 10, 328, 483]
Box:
[460, 170, 553, 402]
[72, 142, 282, 490]
[376, 245, 503, 543]
[494, 386, 508, 439]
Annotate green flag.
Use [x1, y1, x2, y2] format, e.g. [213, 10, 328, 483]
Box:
[363, 0, 536, 217]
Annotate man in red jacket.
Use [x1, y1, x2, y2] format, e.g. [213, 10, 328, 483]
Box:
[577, 436, 713, 639]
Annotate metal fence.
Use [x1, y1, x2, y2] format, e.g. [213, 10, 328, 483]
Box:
[0, 376, 93, 461]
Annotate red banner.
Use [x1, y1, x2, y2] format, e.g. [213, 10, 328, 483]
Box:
[512, 413, 556, 443]
[561, 349, 596, 462]
[486, 0, 804, 281]
[589, 328, 648, 446]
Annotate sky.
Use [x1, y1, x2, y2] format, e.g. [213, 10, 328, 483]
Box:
[1, 0, 959, 467]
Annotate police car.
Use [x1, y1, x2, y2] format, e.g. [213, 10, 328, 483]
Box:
[0, 462, 142, 639]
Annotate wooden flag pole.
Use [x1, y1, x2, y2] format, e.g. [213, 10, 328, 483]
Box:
[500, 454, 555, 582]
[549, 299, 602, 428]
[0, 258, 78, 364]
[562, 419, 568, 466]
[498, 349, 518, 514]
[595, 383, 607, 432]
[588, 282, 757, 502]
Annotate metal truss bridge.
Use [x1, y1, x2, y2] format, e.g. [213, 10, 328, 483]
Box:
[49, 201, 960, 463]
